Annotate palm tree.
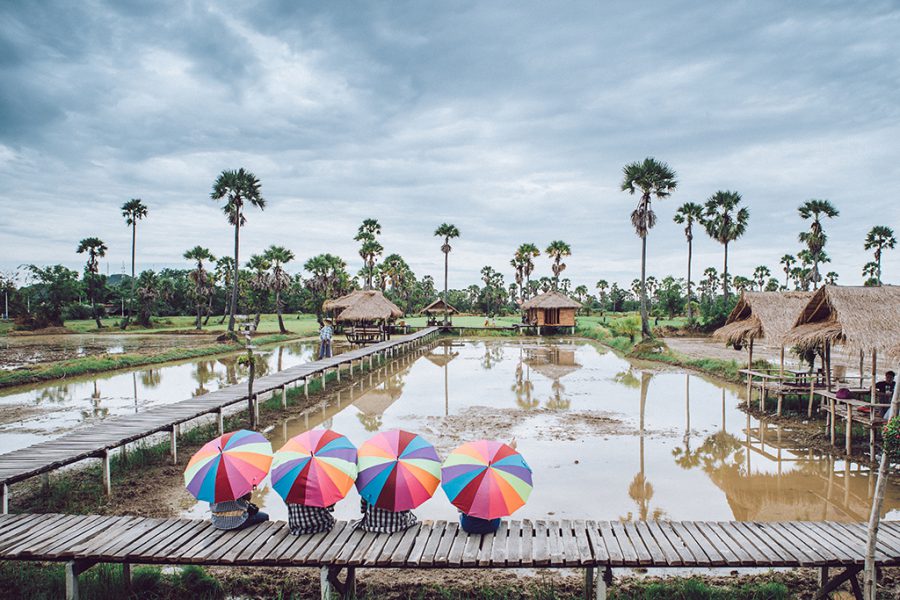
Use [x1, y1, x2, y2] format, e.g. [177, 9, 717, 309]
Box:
[434, 223, 460, 325]
[863, 261, 880, 286]
[545, 240, 571, 290]
[798, 199, 839, 289]
[246, 254, 272, 328]
[263, 245, 294, 333]
[779, 254, 795, 290]
[304, 253, 350, 319]
[621, 157, 678, 339]
[516, 243, 541, 299]
[673, 202, 703, 322]
[595, 279, 609, 313]
[120, 199, 147, 329]
[355, 218, 383, 289]
[211, 168, 265, 334]
[863, 225, 896, 285]
[702, 190, 749, 300]
[824, 271, 839, 286]
[752, 266, 771, 291]
[76, 237, 108, 328]
[183, 246, 215, 330]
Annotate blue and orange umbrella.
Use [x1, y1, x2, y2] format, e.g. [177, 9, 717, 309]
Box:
[270, 429, 358, 507]
[356, 429, 441, 511]
[183, 430, 273, 503]
[441, 440, 533, 520]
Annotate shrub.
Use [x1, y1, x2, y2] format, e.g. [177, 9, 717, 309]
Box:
[884, 416, 900, 462]
[63, 303, 96, 320]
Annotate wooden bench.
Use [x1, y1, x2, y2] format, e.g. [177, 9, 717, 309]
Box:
[345, 327, 385, 345]
[1, 514, 899, 599]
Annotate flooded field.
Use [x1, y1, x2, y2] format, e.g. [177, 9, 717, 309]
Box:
[0, 340, 347, 452]
[161, 338, 900, 524]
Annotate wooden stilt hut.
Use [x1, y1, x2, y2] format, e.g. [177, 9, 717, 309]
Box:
[713, 291, 812, 415]
[784, 285, 900, 458]
[331, 290, 403, 344]
[521, 291, 581, 334]
[421, 299, 458, 326]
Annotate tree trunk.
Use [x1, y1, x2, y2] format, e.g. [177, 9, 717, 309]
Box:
[228, 212, 240, 333]
[686, 238, 693, 322]
[123, 224, 136, 329]
[219, 289, 230, 324]
[203, 294, 213, 326]
[864, 369, 899, 599]
[877, 253, 882, 285]
[276, 289, 287, 333]
[443, 249, 449, 327]
[91, 292, 101, 329]
[195, 302, 202, 330]
[640, 236, 651, 339]
[723, 242, 729, 300]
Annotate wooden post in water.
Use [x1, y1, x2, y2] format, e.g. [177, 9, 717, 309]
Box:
[216, 409, 224, 436]
[777, 346, 785, 416]
[1, 483, 8, 514]
[170, 425, 177, 464]
[281, 385, 287, 409]
[746, 339, 754, 409]
[102, 450, 111, 496]
[825, 341, 832, 392]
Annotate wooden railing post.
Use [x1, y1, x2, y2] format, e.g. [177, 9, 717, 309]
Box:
[102, 450, 112, 496]
[1, 482, 7, 514]
[170, 425, 178, 464]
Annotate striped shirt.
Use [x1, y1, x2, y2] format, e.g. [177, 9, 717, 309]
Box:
[354, 499, 417, 534]
[210, 499, 249, 530]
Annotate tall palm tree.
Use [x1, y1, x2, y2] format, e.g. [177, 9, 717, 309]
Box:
[798, 199, 838, 289]
[673, 202, 703, 322]
[434, 223, 460, 325]
[864, 225, 896, 285]
[545, 240, 571, 290]
[211, 168, 265, 334]
[76, 237, 108, 328]
[263, 245, 294, 333]
[246, 254, 271, 328]
[752, 266, 771, 291]
[355, 218, 383, 289]
[595, 279, 609, 313]
[702, 190, 749, 300]
[120, 199, 147, 329]
[779, 254, 795, 290]
[516, 243, 541, 299]
[183, 246, 215, 330]
[621, 157, 678, 338]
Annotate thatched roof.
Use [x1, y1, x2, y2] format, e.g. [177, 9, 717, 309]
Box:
[713, 291, 813, 346]
[521, 291, 581, 310]
[425, 350, 458, 367]
[421, 298, 459, 315]
[523, 347, 581, 380]
[334, 290, 403, 322]
[783, 285, 900, 359]
[323, 290, 368, 312]
[353, 388, 400, 416]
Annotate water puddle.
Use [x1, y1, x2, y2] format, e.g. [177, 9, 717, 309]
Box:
[176, 339, 900, 524]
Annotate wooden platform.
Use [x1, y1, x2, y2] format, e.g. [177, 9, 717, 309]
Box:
[1, 514, 897, 599]
[0, 328, 440, 511]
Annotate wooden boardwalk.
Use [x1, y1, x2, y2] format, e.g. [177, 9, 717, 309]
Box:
[0, 514, 897, 599]
[0, 328, 440, 512]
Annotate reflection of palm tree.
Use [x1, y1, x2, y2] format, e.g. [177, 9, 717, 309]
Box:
[218, 357, 239, 386]
[193, 360, 215, 397]
[140, 369, 161, 388]
[277, 346, 284, 372]
[357, 412, 383, 432]
[481, 343, 504, 370]
[614, 368, 640, 389]
[512, 359, 539, 410]
[545, 379, 570, 410]
[672, 430, 744, 475]
[35, 385, 70, 404]
[624, 371, 664, 521]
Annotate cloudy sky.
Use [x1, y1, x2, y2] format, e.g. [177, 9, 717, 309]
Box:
[1, 1, 898, 290]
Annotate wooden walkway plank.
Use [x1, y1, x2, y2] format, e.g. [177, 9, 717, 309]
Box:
[388, 525, 421, 566]
[476, 529, 497, 566]
[715, 521, 767, 566]
[644, 521, 683, 566]
[433, 522, 459, 565]
[532, 520, 549, 566]
[490, 521, 510, 566]
[748, 523, 807, 566]
[31, 515, 107, 558]
[612, 522, 643, 565]
[460, 529, 482, 567]
[697, 522, 747, 566]
[418, 521, 446, 567]
[317, 523, 358, 564]
[345, 531, 380, 567]
[405, 523, 435, 566]
[547, 520, 564, 566]
[572, 520, 593, 566]
[633, 521, 667, 566]
[733, 522, 791, 567]
[669, 521, 714, 566]
[594, 521, 620, 565]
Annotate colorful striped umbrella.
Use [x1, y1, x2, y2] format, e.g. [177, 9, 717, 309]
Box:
[441, 440, 533, 520]
[356, 429, 441, 511]
[183, 430, 273, 503]
[270, 429, 358, 507]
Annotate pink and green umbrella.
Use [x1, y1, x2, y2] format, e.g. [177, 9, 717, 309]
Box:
[441, 440, 533, 520]
[356, 429, 441, 511]
[183, 430, 273, 503]
[271, 429, 358, 507]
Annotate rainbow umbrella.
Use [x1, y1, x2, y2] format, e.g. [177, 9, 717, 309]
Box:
[356, 429, 441, 511]
[441, 440, 533, 520]
[271, 429, 358, 507]
[183, 430, 273, 503]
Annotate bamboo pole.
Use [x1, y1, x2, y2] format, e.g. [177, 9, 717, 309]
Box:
[746, 339, 754, 408]
[825, 341, 832, 392]
[864, 359, 899, 600]
[778, 346, 785, 416]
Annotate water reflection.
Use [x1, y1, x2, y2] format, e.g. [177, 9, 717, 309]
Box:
[520, 345, 581, 410]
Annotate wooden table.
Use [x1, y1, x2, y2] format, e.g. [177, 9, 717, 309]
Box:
[816, 389, 889, 458]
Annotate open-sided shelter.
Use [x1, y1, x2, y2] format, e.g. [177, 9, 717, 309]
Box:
[421, 298, 458, 325]
[329, 290, 403, 344]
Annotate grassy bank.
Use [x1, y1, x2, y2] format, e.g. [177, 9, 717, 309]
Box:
[3, 313, 321, 336]
[0, 333, 309, 389]
[575, 320, 766, 386]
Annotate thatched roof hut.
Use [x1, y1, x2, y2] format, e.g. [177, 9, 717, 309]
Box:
[713, 291, 813, 346]
[323, 290, 368, 313]
[521, 291, 581, 310]
[784, 285, 900, 359]
[334, 290, 403, 322]
[421, 298, 458, 315]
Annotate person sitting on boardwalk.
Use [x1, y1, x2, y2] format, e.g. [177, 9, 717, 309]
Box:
[318, 319, 334, 359]
[210, 492, 269, 530]
[459, 511, 501, 534]
[288, 503, 336, 535]
[355, 498, 417, 533]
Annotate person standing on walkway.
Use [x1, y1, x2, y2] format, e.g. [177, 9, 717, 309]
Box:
[318, 318, 334, 359]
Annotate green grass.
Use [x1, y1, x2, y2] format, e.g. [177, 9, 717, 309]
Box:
[0, 333, 304, 389]
[403, 315, 521, 328]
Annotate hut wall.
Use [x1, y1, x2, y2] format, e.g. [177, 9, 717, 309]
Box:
[558, 308, 576, 327]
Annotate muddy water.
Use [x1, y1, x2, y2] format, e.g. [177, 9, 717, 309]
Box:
[181, 339, 900, 524]
[0, 340, 348, 453]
